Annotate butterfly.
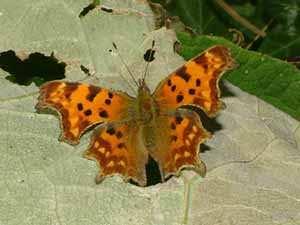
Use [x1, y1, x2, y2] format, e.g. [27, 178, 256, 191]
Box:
[36, 44, 235, 186]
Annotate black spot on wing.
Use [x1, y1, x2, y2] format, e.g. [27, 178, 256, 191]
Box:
[175, 66, 190, 82]
[84, 109, 92, 116]
[108, 92, 114, 98]
[106, 126, 115, 135]
[116, 131, 123, 139]
[86, 85, 101, 102]
[189, 89, 196, 95]
[175, 116, 183, 124]
[77, 103, 83, 111]
[64, 82, 79, 99]
[170, 123, 176, 129]
[176, 94, 184, 103]
[117, 143, 125, 148]
[99, 110, 108, 118]
[170, 135, 177, 142]
[105, 99, 111, 105]
[171, 85, 176, 92]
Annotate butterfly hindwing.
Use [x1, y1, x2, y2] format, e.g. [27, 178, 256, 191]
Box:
[84, 121, 148, 186]
[36, 81, 133, 145]
[147, 109, 210, 179]
[154, 46, 235, 117]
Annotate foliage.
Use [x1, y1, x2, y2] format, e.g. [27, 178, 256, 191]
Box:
[150, 0, 300, 120]
[151, 0, 300, 59]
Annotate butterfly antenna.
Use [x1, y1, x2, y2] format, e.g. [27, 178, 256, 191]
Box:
[112, 42, 139, 89]
[142, 40, 156, 82]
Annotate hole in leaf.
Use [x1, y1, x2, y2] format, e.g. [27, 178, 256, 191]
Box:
[79, 4, 96, 18]
[79, 0, 100, 18]
[146, 155, 162, 186]
[0, 50, 66, 86]
[129, 155, 162, 187]
[80, 64, 92, 76]
[144, 49, 156, 62]
[144, 40, 156, 62]
[100, 6, 113, 13]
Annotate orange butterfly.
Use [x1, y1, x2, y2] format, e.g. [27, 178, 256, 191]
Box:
[36, 45, 235, 186]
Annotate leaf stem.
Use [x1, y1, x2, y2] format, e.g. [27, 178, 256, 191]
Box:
[182, 179, 191, 225]
[246, 18, 274, 49]
[214, 0, 266, 37]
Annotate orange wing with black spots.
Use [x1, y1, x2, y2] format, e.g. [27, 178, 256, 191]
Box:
[36, 81, 133, 145]
[154, 46, 235, 116]
[35, 45, 236, 186]
[84, 122, 148, 186]
[148, 110, 210, 179]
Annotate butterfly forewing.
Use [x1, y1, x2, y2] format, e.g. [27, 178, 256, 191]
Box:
[154, 46, 235, 117]
[36, 81, 133, 144]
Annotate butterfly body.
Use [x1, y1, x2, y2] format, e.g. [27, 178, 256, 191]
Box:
[135, 81, 158, 125]
[36, 45, 235, 186]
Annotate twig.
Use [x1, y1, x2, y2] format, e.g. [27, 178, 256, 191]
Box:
[214, 0, 266, 37]
[246, 18, 274, 49]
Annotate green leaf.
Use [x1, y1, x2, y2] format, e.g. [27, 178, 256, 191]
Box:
[177, 32, 300, 121]
[151, 0, 229, 36]
[258, 0, 300, 58]
[151, 0, 300, 59]
[0, 1, 300, 225]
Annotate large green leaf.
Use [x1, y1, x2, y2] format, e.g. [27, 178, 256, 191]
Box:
[177, 32, 300, 121]
[0, 1, 300, 225]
